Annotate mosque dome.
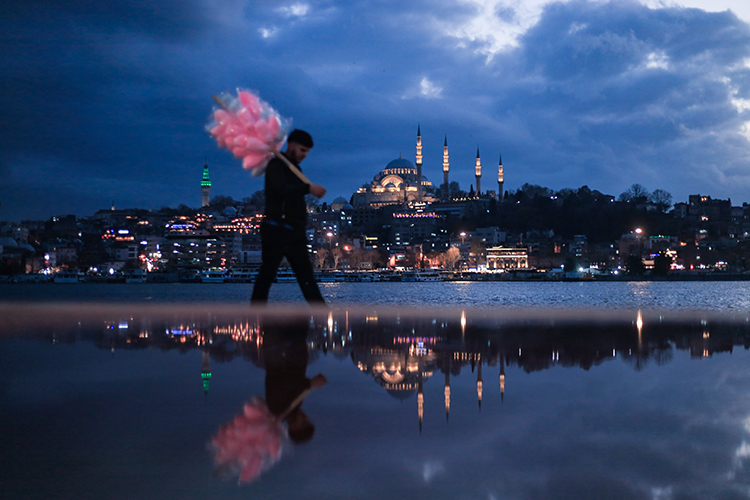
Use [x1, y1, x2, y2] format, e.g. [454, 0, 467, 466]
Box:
[331, 196, 349, 211]
[0, 237, 19, 247]
[223, 206, 237, 216]
[384, 158, 415, 171]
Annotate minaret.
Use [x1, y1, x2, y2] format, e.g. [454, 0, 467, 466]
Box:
[415, 124, 423, 202]
[475, 148, 482, 197]
[201, 160, 211, 208]
[442, 135, 450, 200]
[497, 154, 504, 202]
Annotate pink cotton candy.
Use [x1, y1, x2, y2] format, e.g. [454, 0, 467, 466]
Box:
[206, 88, 292, 174]
[242, 152, 266, 170]
[211, 397, 286, 484]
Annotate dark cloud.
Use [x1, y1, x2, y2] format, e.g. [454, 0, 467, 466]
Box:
[1, 0, 750, 221]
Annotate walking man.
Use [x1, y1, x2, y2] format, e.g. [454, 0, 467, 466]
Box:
[250, 129, 327, 305]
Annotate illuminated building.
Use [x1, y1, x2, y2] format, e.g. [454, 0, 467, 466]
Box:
[352, 127, 440, 208]
[485, 247, 529, 270]
[201, 161, 211, 208]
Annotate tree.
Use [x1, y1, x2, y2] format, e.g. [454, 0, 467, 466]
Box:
[650, 189, 673, 213]
[619, 184, 650, 203]
[210, 195, 237, 208]
[314, 248, 328, 269]
[444, 247, 461, 269]
[470, 241, 486, 266]
[625, 255, 645, 275]
[332, 248, 344, 269]
[248, 190, 265, 210]
[305, 194, 320, 212]
[449, 181, 466, 199]
[350, 248, 365, 269]
[652, 253, 672, 275]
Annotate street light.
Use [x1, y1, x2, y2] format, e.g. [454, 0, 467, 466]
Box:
[635, 227, 642, 258]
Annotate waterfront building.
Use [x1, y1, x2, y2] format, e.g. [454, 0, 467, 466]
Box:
[485, 246, 529, 270]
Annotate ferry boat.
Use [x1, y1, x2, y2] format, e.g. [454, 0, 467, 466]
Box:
[275, 269, 297, 283]
[227, 267, 258, 283]
[315, 271, 346, 282]
[124, 269, 147, 284]
[53, 269, 86, 283]
[401, 270, 443, 282]
[201, 268, 227, 283]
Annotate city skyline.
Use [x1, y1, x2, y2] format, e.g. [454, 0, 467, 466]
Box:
[2, 0, 750, 222]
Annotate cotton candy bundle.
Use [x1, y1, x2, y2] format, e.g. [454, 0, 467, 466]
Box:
[207, 89, 292, 176]
[211, 398, 286, 484]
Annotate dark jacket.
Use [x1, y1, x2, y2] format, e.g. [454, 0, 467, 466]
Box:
[263, 154, 311, 231]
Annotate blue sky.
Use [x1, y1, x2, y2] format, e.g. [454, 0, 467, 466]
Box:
[2, 0, 750, 222]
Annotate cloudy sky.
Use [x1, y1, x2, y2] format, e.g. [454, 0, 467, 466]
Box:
[2, 0, 750, 222]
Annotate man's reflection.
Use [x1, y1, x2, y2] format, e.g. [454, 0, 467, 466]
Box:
[263, 315, 327, 443]
[211, 315, 326, 484]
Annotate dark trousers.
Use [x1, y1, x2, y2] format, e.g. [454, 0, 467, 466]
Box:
[250, 222, 325, 304]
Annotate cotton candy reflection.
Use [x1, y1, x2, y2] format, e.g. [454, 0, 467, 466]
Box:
[211, 398, 285, 484]
[206, 89, 291, 176]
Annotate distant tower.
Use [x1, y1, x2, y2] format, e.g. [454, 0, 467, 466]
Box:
[497, 154, 504, 202]
[415, 124, 423, 201]
[201, 161, 211, 208]
[475, 147, 482, 197]
[442, 135, 450, 200]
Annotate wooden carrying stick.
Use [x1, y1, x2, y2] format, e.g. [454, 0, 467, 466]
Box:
[212, 95, 312, 185]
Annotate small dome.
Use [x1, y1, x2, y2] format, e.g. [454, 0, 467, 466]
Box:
[0, 237, 19, 247]
[223, 206, 237, 216]
[342, 204, 353, 210]
[331, 196, 349, 211]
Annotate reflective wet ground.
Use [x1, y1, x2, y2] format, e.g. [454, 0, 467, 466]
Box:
[2, 303, 750, 499]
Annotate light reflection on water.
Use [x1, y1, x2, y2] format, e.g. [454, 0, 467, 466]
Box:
[4, 280, 750, 309]
[2, 304, 750, 499]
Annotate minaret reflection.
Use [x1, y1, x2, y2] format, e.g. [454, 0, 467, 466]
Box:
[201, 349, 212, 399]
[499, 354, 505, 402]
[477, 357, 483, 410]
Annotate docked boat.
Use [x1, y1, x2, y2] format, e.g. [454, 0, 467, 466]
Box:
[124, 269, 147, 284]
[401, 270, 443, 282]
[275, 269, 297, 283]
[227, 267, 258, 283]
[201, 268, 227, 283]
[53, 269, 86, 283]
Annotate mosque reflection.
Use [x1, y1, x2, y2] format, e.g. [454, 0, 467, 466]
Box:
[37, 308, 750, 432]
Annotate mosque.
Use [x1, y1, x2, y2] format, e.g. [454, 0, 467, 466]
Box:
[351, 125, 504, 208]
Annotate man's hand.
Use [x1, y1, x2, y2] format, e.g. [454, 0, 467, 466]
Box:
[310, 374, 328, 389]
[309, 184, 326, 199]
